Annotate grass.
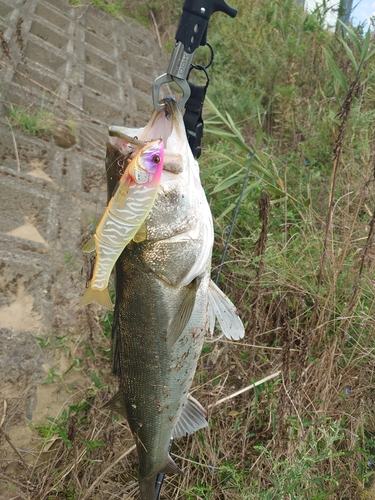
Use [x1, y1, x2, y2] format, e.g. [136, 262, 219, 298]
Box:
[67, 0, 124, 19]
[67, 0, 181, 30]
[2, 0, 375, 498]
[7, 103, 55, 136]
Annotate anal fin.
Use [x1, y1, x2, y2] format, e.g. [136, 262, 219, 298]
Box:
[172, 394, 208, 439]
[163, 456, 185, 476]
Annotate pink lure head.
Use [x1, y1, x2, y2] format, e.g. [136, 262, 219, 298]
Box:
[134, 139, 164, 185]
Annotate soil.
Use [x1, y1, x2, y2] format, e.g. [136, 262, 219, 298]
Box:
[0, 137, 102, 484]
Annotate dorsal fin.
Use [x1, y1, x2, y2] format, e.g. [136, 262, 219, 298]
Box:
[116, 175, 131, 208]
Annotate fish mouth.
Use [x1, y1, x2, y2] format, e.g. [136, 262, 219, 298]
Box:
[141, 96, 184, 151]
[108, 97, 182, 150]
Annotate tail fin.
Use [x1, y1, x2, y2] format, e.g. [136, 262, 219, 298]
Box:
[138, 457, 184, 500]
[77, 286, 113, 310]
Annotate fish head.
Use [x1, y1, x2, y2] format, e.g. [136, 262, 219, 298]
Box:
[135, 139, 164, 185]
[105, 97, 213, 258]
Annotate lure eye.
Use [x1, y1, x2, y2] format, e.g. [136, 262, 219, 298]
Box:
[153, 155, 161, 164]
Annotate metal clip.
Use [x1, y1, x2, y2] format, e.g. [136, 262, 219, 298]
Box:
[152, 73, 192, 112]
[153, 41, 195, 111]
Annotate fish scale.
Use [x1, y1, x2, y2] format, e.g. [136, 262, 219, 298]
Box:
[114, 242, 209, 489]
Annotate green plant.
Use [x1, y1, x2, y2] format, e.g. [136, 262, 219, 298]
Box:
[7, 103, 55, 136]
[68, 0, 126, 19]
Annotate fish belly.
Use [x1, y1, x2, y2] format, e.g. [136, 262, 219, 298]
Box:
[114, 240, 209, 480]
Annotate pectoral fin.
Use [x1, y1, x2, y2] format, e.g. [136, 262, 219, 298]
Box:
[82, 237, 96, 253]
[101, 390, 127, 419]
[172, 394, 208, 438]
[208, 280, 245, 340]
[167, 278, 197, 348]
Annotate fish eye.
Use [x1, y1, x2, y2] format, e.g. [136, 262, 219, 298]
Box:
[153, 155, 160, 164]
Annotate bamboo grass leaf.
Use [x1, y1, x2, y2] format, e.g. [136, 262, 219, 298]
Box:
[266, 185, 286, 197]
[361, 67, 375, 85]
[205, 97, 231, 129]
[323, 48, 348, 93]
[359, 29, 371, 71]
[204, 119, 227, 126]
[277, 176, 285, 191]
[252, 162, 275, 181]
[205, 127, 253, 153]
[340, 39, 358, 72]
[217, 202, 236, 221]
[255, 127, 264, 149]
[363, 48, 375, 64]
[225, 111, 245, 142]
[242, 179, 262, 198]
[200, 161, 233, 179]
[212, 172, 246, 193]
[220, 179, 262, 201]
[338, 20, 361, 53]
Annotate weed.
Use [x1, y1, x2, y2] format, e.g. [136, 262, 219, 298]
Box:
[64, 250, 78, 268]
[7, 103, 55, 136]
[68, 0, 124, 19]
[41, 366, 64, 385]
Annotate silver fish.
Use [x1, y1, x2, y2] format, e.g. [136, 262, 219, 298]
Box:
[104, 97, 244, 500]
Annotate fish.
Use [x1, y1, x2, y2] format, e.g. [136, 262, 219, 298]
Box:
[78, 139, 164, 310]
[104, 97, 244, 500]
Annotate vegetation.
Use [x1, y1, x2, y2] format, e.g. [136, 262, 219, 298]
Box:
[2, 0, 375, 498]
[7, 102, 55, 136]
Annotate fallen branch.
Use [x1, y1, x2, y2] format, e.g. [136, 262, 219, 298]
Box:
[5, 117, 20, 171]
[0, 426, 28, 469]
[209, 370, 282, 408]
[0, 471, 35, 491]
[0, 399, 7, 427]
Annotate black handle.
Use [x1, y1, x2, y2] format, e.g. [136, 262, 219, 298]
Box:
[175, 0, 237, 53]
